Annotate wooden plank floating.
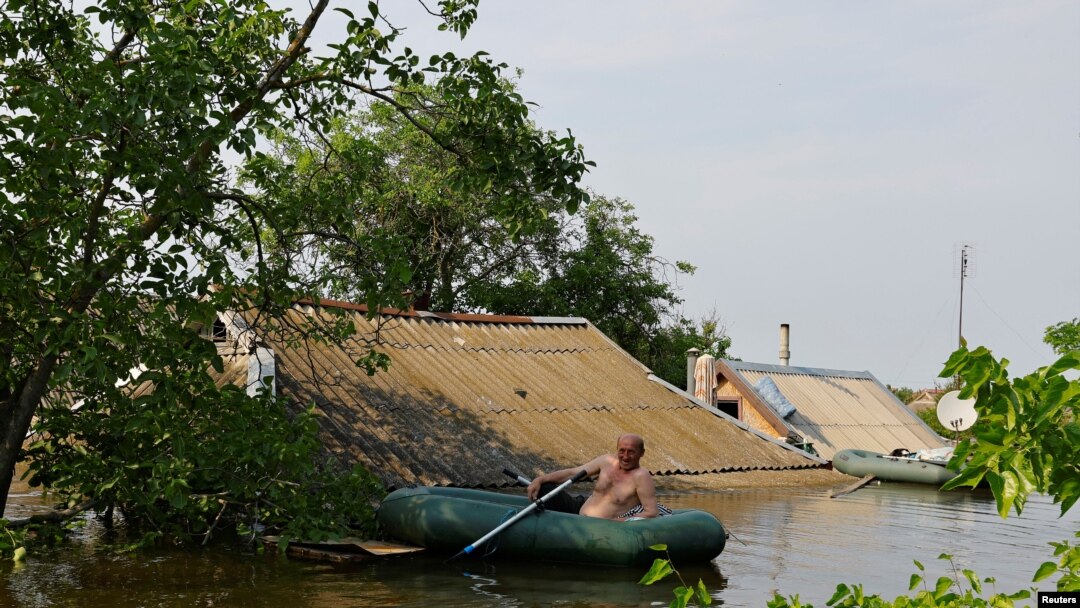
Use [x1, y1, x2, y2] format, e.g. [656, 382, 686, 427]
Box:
[355, 539, 427, 556]
[262, 536, 425, 562]
[829, 475, 876, 499]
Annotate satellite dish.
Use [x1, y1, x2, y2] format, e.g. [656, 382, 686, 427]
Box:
[936, 391, 978, 431]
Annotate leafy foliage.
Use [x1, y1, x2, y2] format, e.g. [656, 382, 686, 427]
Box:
[889, 386, 916, 405]
[1044, 318, 1080, 356]
[1034, 531, 1080, 592]
[249, 92, 574, 312]
[939, 346, 1080, 517]
[644, 313, 735, 389]
[26, 382, 384, 544]
[638, 544, 713, 608]
[768, 554, 1033, 607]
[0, 0, 591, 540]
[0, 521, 27, 563]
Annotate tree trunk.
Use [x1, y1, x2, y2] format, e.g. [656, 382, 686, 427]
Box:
[0, 355, 57, 518]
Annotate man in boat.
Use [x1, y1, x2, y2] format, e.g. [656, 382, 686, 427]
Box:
[526, 433, 671, 520]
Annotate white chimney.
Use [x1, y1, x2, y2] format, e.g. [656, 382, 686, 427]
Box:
[686, 348, 701, 393]
[779, 324, 791, 366]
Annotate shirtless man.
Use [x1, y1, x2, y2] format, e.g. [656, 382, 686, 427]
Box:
[526, 433, 662, 520]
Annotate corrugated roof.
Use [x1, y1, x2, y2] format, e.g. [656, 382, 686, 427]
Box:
[717, 360, 947, 460]
[230, 300, 823, 489]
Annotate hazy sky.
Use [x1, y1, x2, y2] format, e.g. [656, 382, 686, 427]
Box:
[301, 1, 1079, 389]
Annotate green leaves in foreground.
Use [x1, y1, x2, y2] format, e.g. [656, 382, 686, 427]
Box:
[26, 387, 386, 546]
[0, 522, 26, 561]
[769, 555, 1035, 607]
[939, 347, 1080, 518]
[639, 556, 675, 585]
[638, 544, 712, 608]
[1033, 531, 1080, 592]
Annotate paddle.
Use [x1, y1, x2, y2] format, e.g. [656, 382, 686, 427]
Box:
[502, 468, 531, 486]
[447, 469, 588, 561]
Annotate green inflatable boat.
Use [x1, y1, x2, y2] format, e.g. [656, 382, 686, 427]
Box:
[832, 448, 958, 485]
[377, 486, 727, 567]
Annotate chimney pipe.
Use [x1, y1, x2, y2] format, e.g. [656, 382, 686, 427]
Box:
[686, 348, 701, 393]
[779, 324, 791, 366]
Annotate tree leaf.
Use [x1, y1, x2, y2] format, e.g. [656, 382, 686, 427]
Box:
[828, 583, 851, 604]
[933, 576, 952, 598]
[1045, 352, 1080, 377]
[670, 585, 693, 608]
[1033, 561, 1058, 582]
[638, 558, 673, 586]
[994, 470, 1020, 517]
[962, 568, 981, 594]
[695, 579, 712, 606]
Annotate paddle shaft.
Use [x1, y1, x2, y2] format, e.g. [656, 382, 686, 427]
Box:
[502, 468, 531, 486]
[450, 469, 587, 560]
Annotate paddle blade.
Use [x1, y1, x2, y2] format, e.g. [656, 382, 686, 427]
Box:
[446, 546, 473, 563]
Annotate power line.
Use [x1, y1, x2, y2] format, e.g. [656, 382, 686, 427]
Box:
[969, 285, 1045, 359]
[892, 296, 952, 388]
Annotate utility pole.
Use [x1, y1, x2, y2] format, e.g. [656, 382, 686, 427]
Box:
[954, 241, 980, 347]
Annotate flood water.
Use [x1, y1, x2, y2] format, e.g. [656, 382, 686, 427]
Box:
[2, 480, 1076, 607]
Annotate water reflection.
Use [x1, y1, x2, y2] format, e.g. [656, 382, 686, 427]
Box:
[0, 541, 312, 608]
[663, 483, 1076, 605]
[300, 556, 725, 608]
[1, 482, 1075, 607]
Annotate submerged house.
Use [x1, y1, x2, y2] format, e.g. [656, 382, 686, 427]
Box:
[689, 327, 947, 460]
[907, 389, 944, 413]
[205, 297, 830, 490]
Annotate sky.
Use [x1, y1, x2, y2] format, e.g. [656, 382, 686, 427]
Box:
[297, 1, 1079, 389]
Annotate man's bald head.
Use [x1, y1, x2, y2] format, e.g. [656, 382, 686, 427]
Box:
[618, 433, 645, 452]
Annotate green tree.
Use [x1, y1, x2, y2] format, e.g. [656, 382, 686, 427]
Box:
[252, 89, 570, 312]
[646, 313, 734, 389]
[1044, 318, 1080, 356]
[888, 385, 916, 404]
[939, 346, 1079, 517]
[0, 0, 591, 532]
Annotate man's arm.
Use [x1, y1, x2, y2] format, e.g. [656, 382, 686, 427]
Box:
[628, 471, 660, 519]
[526, 455, 605, 501]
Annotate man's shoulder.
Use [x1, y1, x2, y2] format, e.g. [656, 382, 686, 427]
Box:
[593, 454, 619, 472]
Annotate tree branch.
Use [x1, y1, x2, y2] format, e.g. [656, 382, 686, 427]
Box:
[332, 77, 466, 160]
[83, 129, 125, 270]
[6, 499, 97, 529]
[103, 28, 137, 65]
[137, 0, 331, 242]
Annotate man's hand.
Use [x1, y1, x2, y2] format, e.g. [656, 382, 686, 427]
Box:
[526, 478, 542, 501]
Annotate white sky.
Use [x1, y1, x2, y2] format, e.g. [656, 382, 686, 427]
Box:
[297, 1, 1080, 389]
